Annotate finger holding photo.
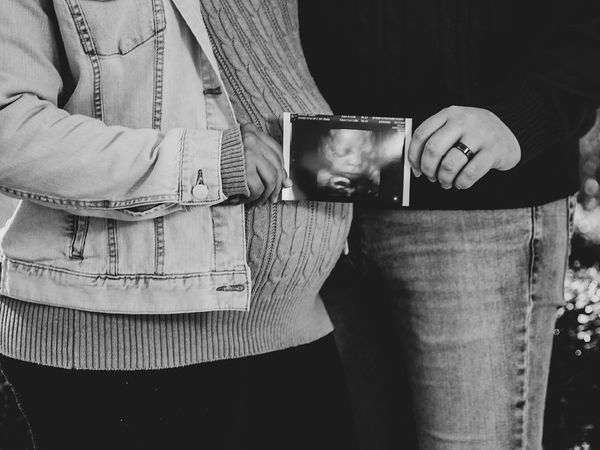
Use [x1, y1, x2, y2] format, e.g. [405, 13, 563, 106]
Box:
[408, 106, 521, 189]
[414, 117, 474, 187]
[407, 108, 447, 178]
[241, 123, 289, 204]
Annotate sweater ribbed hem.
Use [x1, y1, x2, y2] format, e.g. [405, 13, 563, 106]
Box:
[0, 295, 333, 370]
[488, 82, 563, 165]
[220, 125, 249, 198]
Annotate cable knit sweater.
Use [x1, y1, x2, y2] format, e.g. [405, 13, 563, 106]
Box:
[0, 1, 352, 370]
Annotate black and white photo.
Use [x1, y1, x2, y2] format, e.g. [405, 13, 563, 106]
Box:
[282, 113, 411, 205]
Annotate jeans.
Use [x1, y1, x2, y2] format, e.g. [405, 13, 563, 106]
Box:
[324, 197, 573, 450]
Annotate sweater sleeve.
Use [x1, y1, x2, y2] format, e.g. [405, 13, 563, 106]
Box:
[220, 125, 250, 198]
[487, 0, 600, 165]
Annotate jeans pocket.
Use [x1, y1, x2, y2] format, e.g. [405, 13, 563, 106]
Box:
[68, 0, 166, 56]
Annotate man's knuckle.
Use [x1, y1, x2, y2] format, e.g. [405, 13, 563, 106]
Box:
[461, 165, 477, 181]
[412, 129, 427, 144]
[437, 173, 451, 185]
[272, 149, 284, 162]
[408, 151, 419, 165]
[424, 142, 439, 157]
[455, 115, 468, 127]
[455, 180, 469, 190]
[440, 158, 457, 172]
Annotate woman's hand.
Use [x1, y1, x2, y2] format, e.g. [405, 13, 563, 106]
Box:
[408, 106, 521, 190]
[241, 123, 292, 205]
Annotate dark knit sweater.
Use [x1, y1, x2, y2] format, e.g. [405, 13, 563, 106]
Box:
[299, 0, 600, 209]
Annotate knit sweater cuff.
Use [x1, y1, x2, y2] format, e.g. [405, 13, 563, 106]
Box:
[220, 125, 250, 198]
[487, 82, 563, 166]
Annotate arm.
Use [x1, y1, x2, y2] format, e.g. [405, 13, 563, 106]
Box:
[0, 0, 248, 221]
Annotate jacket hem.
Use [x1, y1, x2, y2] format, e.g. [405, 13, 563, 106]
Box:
[0, 258, 252, 315]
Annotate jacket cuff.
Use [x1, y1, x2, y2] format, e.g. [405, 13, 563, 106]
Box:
[220, 125, 250, 198]
[179, 129, 223, 205]
[487, 82, 563, 165]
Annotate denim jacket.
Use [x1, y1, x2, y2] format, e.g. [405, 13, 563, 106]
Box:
[0, 0, 253, 314]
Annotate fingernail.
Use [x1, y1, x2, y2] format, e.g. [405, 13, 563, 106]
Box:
[283, 178, 293, 188]
[411, 168, 422, 178]
[428, 177, 436, 183]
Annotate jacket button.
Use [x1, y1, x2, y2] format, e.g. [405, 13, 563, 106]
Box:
[191, 184, 209, 200]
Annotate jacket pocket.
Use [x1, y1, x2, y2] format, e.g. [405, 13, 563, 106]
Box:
[68, 0, 166, 56]
[69, 215, 90, 260]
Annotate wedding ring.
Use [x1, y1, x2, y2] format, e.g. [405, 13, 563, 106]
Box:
[453, 141, 474, 160]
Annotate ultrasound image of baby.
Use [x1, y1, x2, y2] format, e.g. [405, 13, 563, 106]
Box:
[316, 129, 380, 197]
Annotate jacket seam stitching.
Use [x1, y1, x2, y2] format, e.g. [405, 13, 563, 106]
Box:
[67, 0, 103, 263]
[4, 258, 247, 280]
[106, 219, 118, 275]
[177, 130, 186, 203]
[0, 187, 179, 208]
[152, 1, 166, 275]
[68, 0, 166, 57]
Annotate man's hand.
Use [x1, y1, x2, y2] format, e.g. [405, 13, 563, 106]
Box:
[408, 106, 521, 190]
[240, 123, 291, 205]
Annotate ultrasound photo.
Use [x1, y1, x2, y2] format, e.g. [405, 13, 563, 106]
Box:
[282, 113, 412, 206]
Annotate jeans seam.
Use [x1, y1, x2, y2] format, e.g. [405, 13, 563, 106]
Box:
[515, 206, 541, 449]
[566, 195, 576, 264]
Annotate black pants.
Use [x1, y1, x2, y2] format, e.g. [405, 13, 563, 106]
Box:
[0, 334, 356, 450]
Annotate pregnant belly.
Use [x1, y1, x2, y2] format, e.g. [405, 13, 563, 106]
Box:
[245, 201, 352, 303]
